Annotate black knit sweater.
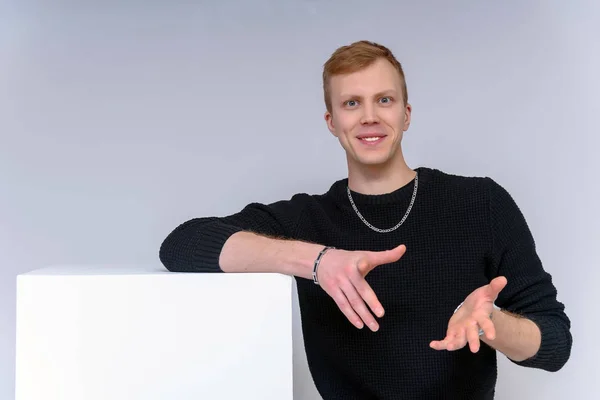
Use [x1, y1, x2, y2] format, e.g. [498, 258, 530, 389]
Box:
[159, 166, 572, 399]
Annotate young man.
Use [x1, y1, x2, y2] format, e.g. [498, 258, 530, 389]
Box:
[159, 41, 572, 399]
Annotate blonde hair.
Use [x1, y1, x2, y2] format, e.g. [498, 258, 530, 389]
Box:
[322, 40, 408, 113]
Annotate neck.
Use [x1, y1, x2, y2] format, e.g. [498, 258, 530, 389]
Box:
[347, 154, 416, 195]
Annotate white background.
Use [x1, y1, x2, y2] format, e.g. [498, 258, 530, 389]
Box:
[1, 1, 598, 399]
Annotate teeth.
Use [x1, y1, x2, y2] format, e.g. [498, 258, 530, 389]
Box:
[361, 137, 382, 142]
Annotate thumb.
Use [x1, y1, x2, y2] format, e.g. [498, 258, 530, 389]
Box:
[489, 276, 508, 298]
[368, 244, 407, 269]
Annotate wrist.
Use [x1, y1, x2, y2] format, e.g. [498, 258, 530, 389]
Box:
[490, 304, 502, 319]
[453, 301, 500, 314]
[454, 301, 501, 336]
[312, 246, 336, 285]
[284, 240, 329, 279]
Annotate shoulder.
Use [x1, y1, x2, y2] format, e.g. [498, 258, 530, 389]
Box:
[243, 176, 347, 216]
[423, 167, 516, 208]
[254, 192, 313, 214]
[424, 167, 489, 197]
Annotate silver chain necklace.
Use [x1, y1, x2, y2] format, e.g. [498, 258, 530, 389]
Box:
[346, 172, 418, 233]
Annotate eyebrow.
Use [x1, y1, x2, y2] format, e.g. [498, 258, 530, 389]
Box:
[339, 89, 398, 99]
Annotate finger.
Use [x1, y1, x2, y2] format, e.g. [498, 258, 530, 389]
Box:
[366, 244, 407, 271]
[431, 328, 460, 351]
[466, 321, 481, 353]
[429, 339, 448, 350]
[341, 281, 379, 331]
[329, 287, 364, 329]
[446, 328, 466, 351]
[489, 276, 507, 297]
[351, 274, 384, 317]
[430, 327, 455, 350]
[477, 315, 496, 341]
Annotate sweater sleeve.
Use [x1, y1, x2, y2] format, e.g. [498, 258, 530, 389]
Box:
[485, 177, 572, 372]
[159, 194, 308, 273]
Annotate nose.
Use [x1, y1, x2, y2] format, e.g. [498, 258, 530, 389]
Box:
[360, 103, 379, 124]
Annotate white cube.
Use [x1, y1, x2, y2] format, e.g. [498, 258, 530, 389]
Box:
[15, 265, 294, 400]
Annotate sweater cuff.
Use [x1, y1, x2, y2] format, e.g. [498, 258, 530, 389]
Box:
[193, 222, 244, 272]
[509, 314, 566, 372]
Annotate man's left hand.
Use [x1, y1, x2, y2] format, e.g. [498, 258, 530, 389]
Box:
[429, 276, 508, 353]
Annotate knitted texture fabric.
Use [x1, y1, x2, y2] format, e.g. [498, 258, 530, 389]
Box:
[159, 167, 572, 399]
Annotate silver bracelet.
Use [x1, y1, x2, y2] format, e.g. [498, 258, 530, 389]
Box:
[453, 301, 501, 336]
[312, 246, 335, 285]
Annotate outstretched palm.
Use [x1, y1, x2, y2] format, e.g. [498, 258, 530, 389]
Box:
[430, 276, 507, 353]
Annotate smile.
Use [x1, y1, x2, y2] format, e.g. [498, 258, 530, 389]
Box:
[357, 136, 386, 145]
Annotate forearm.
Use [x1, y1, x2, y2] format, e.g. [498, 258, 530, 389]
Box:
[219, 231, 323, 279]
[481, 308, 541, 362]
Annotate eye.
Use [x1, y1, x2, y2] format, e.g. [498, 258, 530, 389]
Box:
[380, 96, 393, 104]
[344, 100, 358, 107]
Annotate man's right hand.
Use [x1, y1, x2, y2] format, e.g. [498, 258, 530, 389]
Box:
[218, 232, 406, 331]
[316, 244, 407, 332]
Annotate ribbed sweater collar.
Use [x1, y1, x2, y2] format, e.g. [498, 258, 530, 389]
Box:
[327, 166, 433, 206]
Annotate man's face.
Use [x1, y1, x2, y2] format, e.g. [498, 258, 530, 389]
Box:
[325, 58, 411, 168]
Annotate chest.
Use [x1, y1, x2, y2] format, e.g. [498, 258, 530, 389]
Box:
[303, 218, 492, 315]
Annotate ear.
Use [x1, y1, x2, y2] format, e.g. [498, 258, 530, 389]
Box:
[324, 111, 337, 137]
[403, 103, 412, 131]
